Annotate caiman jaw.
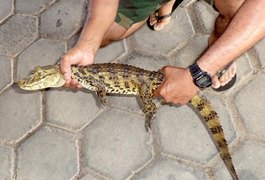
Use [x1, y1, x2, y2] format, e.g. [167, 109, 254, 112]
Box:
[18, 65, 65, 90]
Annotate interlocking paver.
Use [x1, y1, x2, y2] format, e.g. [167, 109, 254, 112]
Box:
[235, 74, 265, 139]
[46, 89, 101, 130]
[214, 140, 265, 180]
[156, 104, 218, 164]
[134, 159, 207, 180]
[0, 145, 12, 180]
[95, 40, 127, 63]
[80, 173, 99, 180]
[16, 0, 55, 15]
[193, 0, 218, 34]
[40, 0, 87, 40]
[125, 54, 169, 71]
[83, 108, 152, 180]
[132, 7, 194, 56]
[17, 127, 78, 180]
[174, 34, 209, 67]
[0, 0, 13, 23]
[0, 14, 38, 57]
[252, 38, 265, 67]
[0, 87, 41, 143]
[17, 38, 65, 80]
[0, 56, 12, 90]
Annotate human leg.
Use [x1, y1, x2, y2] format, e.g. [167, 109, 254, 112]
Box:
[211, 0, 245, 90]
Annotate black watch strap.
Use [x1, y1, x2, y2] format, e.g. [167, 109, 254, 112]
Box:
[189, 63, 212, 88]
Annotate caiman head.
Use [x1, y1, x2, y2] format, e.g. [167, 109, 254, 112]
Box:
[18, 65, 66, 90]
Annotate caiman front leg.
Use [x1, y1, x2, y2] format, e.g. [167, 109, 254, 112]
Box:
[139, 85, 158, 131]
[80, 76, 108, 107]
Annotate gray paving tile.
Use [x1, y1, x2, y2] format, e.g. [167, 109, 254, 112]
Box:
[0, 14, 38, 57]
[156, 104, 217, 164]
[0, 87, 41, 143]
[125, 54, 169, 71]
[252, 38, 265, 67]
[235, 74, 265, 139]
[40, 0, 87, 40]
[95, 41, 127, 63]
[83, 108, 152, 180]
[0, 56, 12, 90]
[174, 34, 209, 67]
[193, 0, 218, 34]
[0, 145, 12, 180]
[17, 127, 78, 180]
[0, 0, 13, 23]
[80, 173, 99, 180]
[214, 140, 265, 180]
[17, 38, 65, 80]
[132, 8, 194, 56]
[134, 159, 206, 180]
[46, 89, 102, 130]
[16, 0, 55, 15]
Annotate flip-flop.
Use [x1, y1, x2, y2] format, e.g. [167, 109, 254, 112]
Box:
[147, 10, 172, 31]
[147, 0, 181, 31]
[213, 62, 237, 91]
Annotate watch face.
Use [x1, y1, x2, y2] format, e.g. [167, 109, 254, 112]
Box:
[196, 73, 212, 88]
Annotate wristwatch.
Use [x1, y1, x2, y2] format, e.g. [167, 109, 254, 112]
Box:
[188, 63, 212, 89]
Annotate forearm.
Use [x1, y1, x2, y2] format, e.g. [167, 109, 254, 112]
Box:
[197, 0, 265, 75]
[76, 0, 119, 53]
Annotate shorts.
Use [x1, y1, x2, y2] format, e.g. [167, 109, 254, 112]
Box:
[115, 0, 184, 29]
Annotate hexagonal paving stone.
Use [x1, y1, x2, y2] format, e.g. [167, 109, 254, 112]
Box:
[17, 127, 78, 180]
[132, 8, 194, 56]
[40, 0, 87, 39]
[16, 0, 55, 15]
[0, 14, 38, 57]
[83, 108, 152, 180]
[0, 145, 12, 179]
[0, 87, 41, 143]
[125, 54, 169, 71]
[0, 0, 13, 23]
[193, 1, 218, 34]
[17, 38, 65, 80]
[156, 102, 234, 164]
[0, 56, 12, 90]
[134, 159, 206, 180]
[94, 41, 127, 63]
[174, 34, 209, 67]
[252, 38, 265, 67]
[46, 89, 101, 130]
[80, 173, 99, 180]
[214, 140, 265, 180]
[235, 74, 265, 139]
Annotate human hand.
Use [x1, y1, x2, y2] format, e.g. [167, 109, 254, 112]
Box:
[60, 45, 95, 88]
[154, 66, 198, 105]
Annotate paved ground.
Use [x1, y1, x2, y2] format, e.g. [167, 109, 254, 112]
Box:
[1, 0, 265, 179]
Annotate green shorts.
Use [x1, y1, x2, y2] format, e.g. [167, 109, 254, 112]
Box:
[115, 0, 183, 29]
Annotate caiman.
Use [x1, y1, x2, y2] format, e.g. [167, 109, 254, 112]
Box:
[18, 63, 238, 179]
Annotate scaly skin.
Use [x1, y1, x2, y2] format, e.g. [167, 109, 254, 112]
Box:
[18, 63, 238, 179]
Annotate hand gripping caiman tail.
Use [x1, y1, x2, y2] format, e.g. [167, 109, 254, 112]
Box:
[18, 63, 238, 179]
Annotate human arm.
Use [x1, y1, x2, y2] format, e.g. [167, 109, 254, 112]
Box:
[60, 0, 119, 87]
[155, 0, 265, 104]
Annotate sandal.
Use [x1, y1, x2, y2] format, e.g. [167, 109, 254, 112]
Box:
[147, 0, 181, 31]
[147, 10, 172, 31]
[213, 62, 237, 91]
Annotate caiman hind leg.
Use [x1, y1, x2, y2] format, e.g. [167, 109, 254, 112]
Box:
[139, 85, 158, 131]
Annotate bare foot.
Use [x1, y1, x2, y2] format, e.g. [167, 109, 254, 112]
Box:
[208, 33, 237, 90]
[149, 1, 175, 31]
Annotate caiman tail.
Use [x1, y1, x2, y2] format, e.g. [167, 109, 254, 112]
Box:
[190, 95, 238, 180]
